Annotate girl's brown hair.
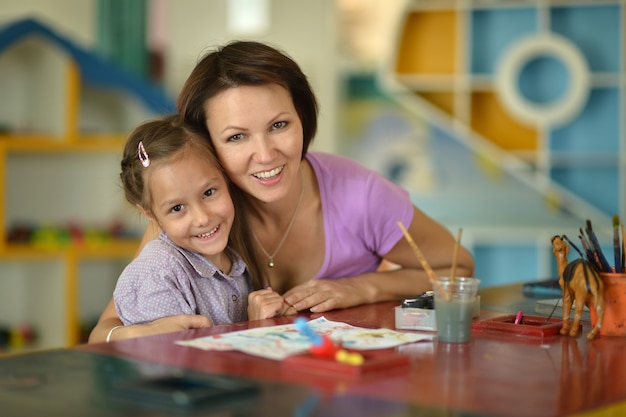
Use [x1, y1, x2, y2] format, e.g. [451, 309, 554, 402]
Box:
[120, 115, 263, 289]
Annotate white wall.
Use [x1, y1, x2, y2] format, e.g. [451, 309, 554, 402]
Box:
[0, 0, 97, 44]
[0, 0, 339, 152]
[0, 0, 339, 347]
[161, 0, 338, 152]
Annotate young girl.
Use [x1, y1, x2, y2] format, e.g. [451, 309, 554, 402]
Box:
[113, 115, 283, 329]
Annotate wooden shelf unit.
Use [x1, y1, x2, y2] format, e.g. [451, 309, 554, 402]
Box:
[0, 32, 156, 351]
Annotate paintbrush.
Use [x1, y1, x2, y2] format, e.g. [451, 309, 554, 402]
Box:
[579, 230, 601, 269]
[586, 219, 612, 272]
[562, 234, 584, 258]
[449, 228, 462, 284]
[397, 221, 450, 301]
[622, 223, 626, 273]
[613, 215, 621, 273]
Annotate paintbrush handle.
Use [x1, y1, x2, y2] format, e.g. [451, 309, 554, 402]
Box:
[614, 227, 621, 273]
[579, 235, 602, 270]
[397, 221, 450, 301]
[621, 223, 626, 273]
[449, 228, 462, 280]
[586, 227, 612, 272]
[562, 234, 584, 258]
[585, 220, 611, 272]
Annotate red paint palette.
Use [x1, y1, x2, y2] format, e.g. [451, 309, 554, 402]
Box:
[472, 314, 568, 337]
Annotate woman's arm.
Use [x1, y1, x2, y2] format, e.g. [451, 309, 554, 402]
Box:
[283, 206, 474, 313]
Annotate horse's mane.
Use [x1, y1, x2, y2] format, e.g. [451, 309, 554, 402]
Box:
[563, 259, 601, 293]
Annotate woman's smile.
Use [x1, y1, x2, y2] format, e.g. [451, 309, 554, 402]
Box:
[252, 164, 284, 180]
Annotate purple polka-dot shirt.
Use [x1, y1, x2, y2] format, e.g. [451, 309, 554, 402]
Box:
[114, 232, 252, 326]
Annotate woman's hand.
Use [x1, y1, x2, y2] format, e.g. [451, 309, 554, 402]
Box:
[248, 288, 298, 320]
[283, 278, 371, 313]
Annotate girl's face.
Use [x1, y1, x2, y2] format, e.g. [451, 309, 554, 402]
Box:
[204, 83, 304, 204]
[146, 150, 234, 266]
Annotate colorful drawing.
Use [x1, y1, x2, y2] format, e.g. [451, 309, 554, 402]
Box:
[176, 317, 430, 360]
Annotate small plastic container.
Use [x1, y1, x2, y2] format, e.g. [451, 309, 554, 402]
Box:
[395, 305, 437, 331]
[395, 295, 480, 331]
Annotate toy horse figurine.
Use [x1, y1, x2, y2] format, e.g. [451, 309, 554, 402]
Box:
[551, 235, 605, 340]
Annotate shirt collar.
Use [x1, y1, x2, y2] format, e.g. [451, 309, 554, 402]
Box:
[159, 232, 247, 278]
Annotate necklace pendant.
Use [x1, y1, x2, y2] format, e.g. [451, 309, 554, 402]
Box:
[252, 170, 304, 272]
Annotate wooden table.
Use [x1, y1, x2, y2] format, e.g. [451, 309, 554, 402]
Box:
[3, 284, 626, 416]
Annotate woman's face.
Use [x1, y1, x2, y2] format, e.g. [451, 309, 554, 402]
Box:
[204, 83, 304, 204]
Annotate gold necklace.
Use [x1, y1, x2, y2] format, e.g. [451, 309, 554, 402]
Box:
[252, 169, 305, 268]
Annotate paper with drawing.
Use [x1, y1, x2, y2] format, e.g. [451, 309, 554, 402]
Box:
[176, 317, 431, 360]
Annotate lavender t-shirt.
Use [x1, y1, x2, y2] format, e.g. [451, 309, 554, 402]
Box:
[307, 152, 414, 279]
[114, 232, 252, 326]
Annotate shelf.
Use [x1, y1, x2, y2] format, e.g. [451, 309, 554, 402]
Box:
[0, 17, 175, 352]
[377, 0, 624, 289]
[390, 0, 624, 217]
[0, 240, 141, 260]
[0, 134, 127, 152]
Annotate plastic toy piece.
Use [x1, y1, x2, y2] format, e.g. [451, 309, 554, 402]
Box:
[335, 349, 364, 366]
[293, 317, 364, 365]
[294, 317, 323, 346]
[309, 334, 340, 359]
[551, 235, 605, 340]
[287, 318, 409, 377]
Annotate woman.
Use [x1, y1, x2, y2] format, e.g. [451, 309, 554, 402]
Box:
[89, 41, 473, 343]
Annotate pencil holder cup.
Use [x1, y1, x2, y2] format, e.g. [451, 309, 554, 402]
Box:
[590, 272, 626, 337]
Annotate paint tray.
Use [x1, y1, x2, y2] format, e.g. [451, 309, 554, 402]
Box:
[472, 314, 564, 337]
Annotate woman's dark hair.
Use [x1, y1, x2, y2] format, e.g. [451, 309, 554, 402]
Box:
[177, 40, 318, 159]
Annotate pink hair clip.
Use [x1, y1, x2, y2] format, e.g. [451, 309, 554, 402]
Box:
[137, 141, 150, 167]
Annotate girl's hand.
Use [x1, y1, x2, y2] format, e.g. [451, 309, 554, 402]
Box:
[248, 288, 297, 320]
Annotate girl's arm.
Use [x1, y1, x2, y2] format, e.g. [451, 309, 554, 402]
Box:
[88, 298, 213, 343]
[88, 221, 212, 343]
